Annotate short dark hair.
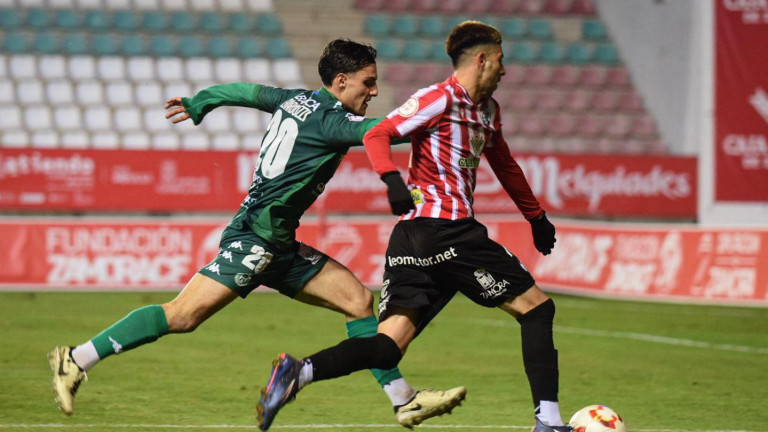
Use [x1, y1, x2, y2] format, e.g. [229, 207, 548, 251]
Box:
[318, 39, 377, 86]
[445, 21, 502, 66]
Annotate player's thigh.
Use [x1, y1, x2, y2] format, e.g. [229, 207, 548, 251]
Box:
[294, 257, 374, 320]
[378, 307, 419, 353]
[163, 273, 239, 333]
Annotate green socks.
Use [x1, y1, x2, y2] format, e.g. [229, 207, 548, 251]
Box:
[346, 315, 403, 386]
[91, 305, 169, 359]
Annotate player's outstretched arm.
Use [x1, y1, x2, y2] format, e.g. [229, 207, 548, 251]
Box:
[164, 97, 191, 123]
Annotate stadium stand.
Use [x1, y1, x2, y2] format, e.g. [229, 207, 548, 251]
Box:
[354, 0, 664, 154]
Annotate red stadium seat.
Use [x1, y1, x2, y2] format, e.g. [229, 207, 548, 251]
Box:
[631, 114, 658, 138]
[409, 0, 439, 13]
[354, 0, 384, 11]
[524, 65, 553, 86]
[506, 89, 536, 111]
[438, 0, 465, 14]
[562, 89, 593, 112]
[575, 113, 604, 137]
[502, 64, 527, 86]
[534, 90, 564, 111]
[488, 0, 520, 15]
[605, 66, 631, 88]
[519, 114, 545, 137]
[465, 0, 495, 14]
[578, 66, 607, 87]
[519, 0, 546, 14]
[547, 113, 576, 137]
[551, 65, 580, 87]
[571, 0, 597, 15]
[544, 0, 574, 15]
[617, 90, 644, 112]
[591, 90, 619, 112]
[380, 0, 412, 12]
[383, 63, 415, 83]
[603, 113, 631, 138]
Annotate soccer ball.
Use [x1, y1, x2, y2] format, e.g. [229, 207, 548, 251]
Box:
[569, 405, 626, 432]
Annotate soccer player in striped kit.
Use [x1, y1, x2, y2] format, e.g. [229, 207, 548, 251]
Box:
[257, 21, 570, 432]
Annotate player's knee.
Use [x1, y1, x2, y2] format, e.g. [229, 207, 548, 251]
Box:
[346, 286, 375, 319]
[372, 333, 403, 369]
[516, 298, 555, 324]
[162, 303, 203, 333]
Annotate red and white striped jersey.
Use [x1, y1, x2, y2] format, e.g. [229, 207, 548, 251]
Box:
[364, 75, 543, 221]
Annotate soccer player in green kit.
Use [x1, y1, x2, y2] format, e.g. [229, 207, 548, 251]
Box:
[47, 39, 465, 429]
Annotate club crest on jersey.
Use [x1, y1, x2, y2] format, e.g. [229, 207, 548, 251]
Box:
[470, 129, 486, 156]
[397, 98, 419, 117]
[410, 188, 424, 204]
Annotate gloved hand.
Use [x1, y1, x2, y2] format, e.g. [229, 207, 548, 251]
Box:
[381, 171, 415, 215]
[529, 212, 556, 255]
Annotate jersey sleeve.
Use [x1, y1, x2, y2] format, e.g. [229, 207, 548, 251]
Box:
[320, 111, 383, 149]
[363, 88, 449, 176]
[483, 133, 544, 220]
[181, 83, 288, 125]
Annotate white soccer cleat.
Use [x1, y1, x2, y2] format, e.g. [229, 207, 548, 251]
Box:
[395, 386, 467, 428]
[48, 346, 87, 415]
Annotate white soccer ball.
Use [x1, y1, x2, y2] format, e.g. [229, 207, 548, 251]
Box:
[569, 405, 626, 432]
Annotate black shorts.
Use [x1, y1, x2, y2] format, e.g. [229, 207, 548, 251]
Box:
[379, 217, 536, 334]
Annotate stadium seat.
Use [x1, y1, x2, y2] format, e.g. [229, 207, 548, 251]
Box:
[498, 17, 526, 40]
[144, 107, 171, 131]
[246, 0, 275, 12]
[152, 132, 181, 150]
[102, 0, 131, 10]
[76, 81, 104, 106]
[526, 18, 553, 40]
[578, 66, 607, 87]
[507, 89, 535, 111]
[156, 57, 184, 82]
[391, 15, 418, 38]
[551, 65, 579, 87]
[76, 0, 104, 8]
[380, 0, 412, 12]
[199, 11, 224, 33]
[543, 0, 574, 15]
[46, 80, 75, 105]
[133, 0, 161, 9]
[0, 80, 14, 104]
[502, 64, 526, 85]
[538, 42, 564, 64]
[2, 32, 28, 54]
[106, 81, 134, 105]
[571, 0, 597, 15]
[271, 58, 302, 85]
[402, 40, 429, 62]
[214, 58, 243, 82]
[591, 90, 619, 112]
[122, 35, 146, 57]
[524, 65, 552, 85]
[92, 34, 119, 56]
[256, 14, 283, 34]
[605, 66, 630, 88]
[228, 13, 255, 33]
[243, 58, 271, 82]
[189, 0, 217, 11]
[534, 89, 563, 111]
[519, 114, 545, 137]
[582, 19, 608, 41]
[465, 0, 495, 14]
[170, 11, 197, 32]
[236, 36, 264, 58]
[92, 131, 121, 149]
[518, 0, 545, 14]
[181, 133, 211, 150]
[135, 82, 163, 106]
[69, 56, 97, 81]
[97, 56, 126, 81]
[219, 0, 246, 12]
[212, 132, 240, 150]
[31, 130, 60, 148]
[437, 0, 464, 13]
[84, 10, 111, 30]
[419, 15, 444, 39]
[25, 106, 53, 130]
[547, 113, 576, 137]
[186, 57, 214, 82]
[148, 35, 177, 56]
[617, 90, 644, 112]
[122, 131, 151, 150]
[163, 82, 192, 101]
[603, 113, 631, 138]
[594, 43, 620, 65]
[264, 37, 292, 58]
[54, 9, 81, 29]
[508, 41, 537, 63]
[0, 106, 22, 130]
[26, 8, 51, 29]
[113, 10, 139, 32]
[565, 42, 592, 64]
[178, 35, 206, 57]
[364, 14, 390, 37]
[9, 55, 37, 80]
[17, 80, 45, 105]
[33, 32, 60, 54]
[383, 63, 414, 84]
[375, 39, 402, 60]
[0, 9, 21, 29]
[488, 0, 520, 14]
[54, 106, 83, 130]
[207, 36, 234, 58]
[61, 131, 90, 148]
[232, 109, 262, 132]
[62, 33, 88, 55]
[113, 107, 142, 131]
[142, 11, 168, 32]
[631, 114, 657, 138]
[127, 56, 155, 81]
[575, 113, 603, 137]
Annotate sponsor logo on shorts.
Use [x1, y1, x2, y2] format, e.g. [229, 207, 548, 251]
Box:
[228, 241, 243, 250]
[387, 247, 457, 267]
[221, 250, 234, 262]
[474, 268, 509, 299]
[378, 279, 391, 316]
[235, 273, 252, 287]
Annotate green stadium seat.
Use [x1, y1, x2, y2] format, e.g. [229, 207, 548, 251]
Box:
[228, 14, 255, 33]
[527, 18, 554, 40]
[199, 12, 224, 33]
[54, 10, 80, 30]
[34, 32, 59, 54]
[84, 10, 111, 31]
[582, 19, 608, 41]
[149, 35, 177, 56]
[594, 43, 619, 65]
[170, 11, 196, 33]
[177, 36, 205, 57]
[265, 37, 292, 58]
[375, 38, 402, 60]
[92, 34, 119, 56]
[391, 15, 418, 38]
[429, 40, 447, 60]
[122, 35, 145, 56]
[538, 42, 564, 64]
[256, 14, 283, 34]
[402, 39, 428, 61]
[419, 15, 444, 39]
[499, 17, 526, 40]
[62, 33, 88, 55]
[208, 36, 234, 58]
[364, 14, 389, 37]
[0, 9, 22, 29]
[26, 9, 51, 29]
[236, 37, 264, 57]
[2, 32, 28, 54]
[142, 11, 168, 32]
[113, 10, 139, 32]
[566, 42, 592, 64]
[508, 41, 537, 63]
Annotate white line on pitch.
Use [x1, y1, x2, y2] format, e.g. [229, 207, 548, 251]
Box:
[0, 425, 758, 432]
[467, 319, 768, 355]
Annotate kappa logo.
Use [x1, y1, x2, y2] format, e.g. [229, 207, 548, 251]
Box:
[109, 336, 123, 354]
[228, 241, 244, 250]
[206, 263, 222, 275]
[221, 250, 234, 262]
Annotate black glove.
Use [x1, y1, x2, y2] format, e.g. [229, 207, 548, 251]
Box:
[529, 212, 556, 255]
[381, 171, 415, 215]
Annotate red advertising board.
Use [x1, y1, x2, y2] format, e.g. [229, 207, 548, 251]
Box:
[0, 148, 697, 219]
[1, 218, 766, 306]
[714, 0, 768, 201]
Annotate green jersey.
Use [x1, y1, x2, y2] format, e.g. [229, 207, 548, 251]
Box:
[183, 83, 380, 250]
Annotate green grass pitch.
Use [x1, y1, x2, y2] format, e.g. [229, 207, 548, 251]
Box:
[1, 291, 766, 432]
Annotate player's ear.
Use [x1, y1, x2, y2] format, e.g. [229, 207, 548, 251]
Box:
[335, 73, 347, 90]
